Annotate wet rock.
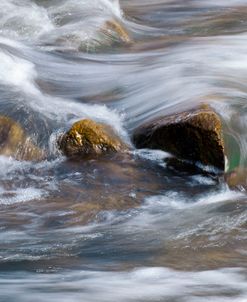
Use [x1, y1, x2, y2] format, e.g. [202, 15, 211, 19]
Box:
[0, 116, 45, 161]
[225, 167, 247, 191]
[99, 19, 132, 45]
[165, 157, 211, 176]
[81, 19, 132, 52]
[58, 119, 125, 159]
[132, 107, 225, 171]
[54, 19, 132, 52]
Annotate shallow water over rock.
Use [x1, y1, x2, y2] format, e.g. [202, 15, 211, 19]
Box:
[1, 1, 247, 301]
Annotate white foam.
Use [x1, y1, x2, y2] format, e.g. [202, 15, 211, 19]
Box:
[39, 0, 124, 51]
[144, 186, 245, 211]
[0, 267, 246, 302]
[0, 0, 123, 47]
[0, 49, 38, 95]
[0, 44, 128, 143]
[196, 189, 245, 205]
[0, 156, 60, 206]
[0, 0, 54, 41]
[0, 187, 45, 205]
[48, 0, 122, 20]
[189, 175, 216, 185]
[132, 148, 171, 165]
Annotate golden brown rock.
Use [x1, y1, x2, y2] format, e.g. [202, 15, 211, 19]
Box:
[100, 19, 132, 45]
[56, 19, 132, 52]
[132, 108, 225, 171]
[225, 167, 247, 190]
[58, 119, 125, 158]
[0, 116, 45, 161]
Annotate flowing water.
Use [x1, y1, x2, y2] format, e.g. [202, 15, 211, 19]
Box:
[1, 0, 247, 301]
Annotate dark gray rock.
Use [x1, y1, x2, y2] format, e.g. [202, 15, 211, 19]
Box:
[132, 107, 225, 171]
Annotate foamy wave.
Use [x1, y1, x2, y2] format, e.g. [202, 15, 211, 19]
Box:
[0, 42, 128, 141]
[0, 267, 246, 302]
[0, 187, 46, 205]
[144, 186, 245, 211]
[0, 48, 38, 94]
[0, 0, 54, 41]
[0, 156, 59, 205]
[0, 0, 123, 48]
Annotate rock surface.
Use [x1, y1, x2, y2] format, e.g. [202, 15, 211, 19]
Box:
[55, 19, 132, 52]
[132, 107, 225, 170]
[58, 119, 124, 158]
[225, 167, 247, 190]
[100, 19, 132, 45]
[0, 115, 45, 161]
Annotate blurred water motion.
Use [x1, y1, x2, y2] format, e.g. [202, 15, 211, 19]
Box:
[0, 1, 247, 301]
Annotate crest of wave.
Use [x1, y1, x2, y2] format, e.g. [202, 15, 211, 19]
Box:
[0, 0, 126, 50]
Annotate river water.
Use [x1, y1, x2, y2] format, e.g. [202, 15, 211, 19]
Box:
[1, 0, 247, 301]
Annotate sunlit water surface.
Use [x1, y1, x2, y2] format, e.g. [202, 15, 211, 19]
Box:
[0, 0, 247, 301]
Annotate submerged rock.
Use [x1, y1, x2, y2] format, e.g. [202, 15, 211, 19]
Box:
[132, 107, 225, 171]
[100, 19, 132, 45]
[0, 116, 45, 161]
[225, 167, 247, 191]
[39, 152, 169, 226]
[58, 119, 125, 159]
[81, 19, 132, 51]
[54, 19, 132, 52]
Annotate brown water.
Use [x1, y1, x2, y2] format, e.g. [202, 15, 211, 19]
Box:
[0, 1, 247, 301]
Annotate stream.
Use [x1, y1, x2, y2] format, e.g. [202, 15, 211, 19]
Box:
[0, 1, 247, 301]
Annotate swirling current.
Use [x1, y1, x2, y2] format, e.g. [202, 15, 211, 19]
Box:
[1, 1, 247, 301]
